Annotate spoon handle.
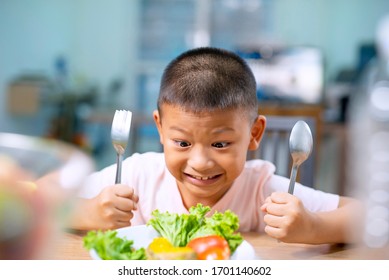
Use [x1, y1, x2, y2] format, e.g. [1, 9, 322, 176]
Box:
[288, 164, 298, 194]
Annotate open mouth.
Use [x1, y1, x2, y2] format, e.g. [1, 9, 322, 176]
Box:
[187, 174, 220, 181]
[185, 173, 222, 182]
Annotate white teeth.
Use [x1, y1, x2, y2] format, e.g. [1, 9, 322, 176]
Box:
[192, 175, 215, 180]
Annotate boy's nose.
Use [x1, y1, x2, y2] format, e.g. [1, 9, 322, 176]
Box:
[187, 146, 214, 171]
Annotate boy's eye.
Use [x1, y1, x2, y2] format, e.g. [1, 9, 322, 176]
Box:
[174, 140, 191, 147]
[212, 142, 229, 148]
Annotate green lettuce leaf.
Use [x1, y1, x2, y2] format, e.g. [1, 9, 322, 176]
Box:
[147, 203, 243, 254]
[191, 209, 243, 253]
[83, 230, 146, 260]
[147, 204, 209, 247]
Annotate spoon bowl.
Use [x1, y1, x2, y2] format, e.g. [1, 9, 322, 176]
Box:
[288, 121, 313, 194]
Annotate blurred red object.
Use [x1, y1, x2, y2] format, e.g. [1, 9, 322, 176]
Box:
[0, 133, 95, 259]
[0, 157, 50, 259]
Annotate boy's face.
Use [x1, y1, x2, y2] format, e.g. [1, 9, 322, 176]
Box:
[153, 104, 265, 208]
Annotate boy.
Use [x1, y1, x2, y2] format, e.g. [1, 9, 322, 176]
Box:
[71, 47, 362, 244]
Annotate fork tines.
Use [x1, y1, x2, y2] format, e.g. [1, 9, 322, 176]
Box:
[111, 110, 132, 141]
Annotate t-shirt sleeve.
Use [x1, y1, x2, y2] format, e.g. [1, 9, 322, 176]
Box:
[263, 174, 340, 212]
[77, 165, 115, 198]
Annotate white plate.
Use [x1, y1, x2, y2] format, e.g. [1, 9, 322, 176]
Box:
[90, 225, 258, 260]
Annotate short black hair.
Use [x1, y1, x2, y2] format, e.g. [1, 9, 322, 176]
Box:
[157, 47, 258, 121]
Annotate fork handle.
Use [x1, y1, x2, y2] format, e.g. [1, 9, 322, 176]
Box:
[115, 153, 123, 184]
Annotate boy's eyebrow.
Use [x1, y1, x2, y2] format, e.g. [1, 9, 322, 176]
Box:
[168, 126, 188, 134]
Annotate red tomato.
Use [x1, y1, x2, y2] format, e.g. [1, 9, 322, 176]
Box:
[187, 235, 230, 260]
[201, 247, 229, 260]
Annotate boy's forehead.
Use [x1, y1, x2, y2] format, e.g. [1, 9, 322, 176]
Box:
[160, 104, 248, 119]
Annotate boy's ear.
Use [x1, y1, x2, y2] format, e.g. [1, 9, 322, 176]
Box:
[248, 115, 266, 150]
[153, 110, 164, 145]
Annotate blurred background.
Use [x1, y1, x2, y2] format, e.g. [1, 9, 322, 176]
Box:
[1, 0, 389, 196]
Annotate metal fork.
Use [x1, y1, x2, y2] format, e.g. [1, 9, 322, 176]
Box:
[111, 110, 132, 184]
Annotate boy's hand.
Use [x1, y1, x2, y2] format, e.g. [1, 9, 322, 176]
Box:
[261, 192, 315, 243]
[72, 184, 139, 230]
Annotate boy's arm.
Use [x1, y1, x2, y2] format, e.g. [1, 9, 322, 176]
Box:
[261, 192, 365, 244]
[307, 196, 365, 244]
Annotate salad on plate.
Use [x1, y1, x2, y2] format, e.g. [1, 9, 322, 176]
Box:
[83, 204, 253, 260]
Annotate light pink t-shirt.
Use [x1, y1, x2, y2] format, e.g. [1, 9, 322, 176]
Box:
[79, 152, 339, 232]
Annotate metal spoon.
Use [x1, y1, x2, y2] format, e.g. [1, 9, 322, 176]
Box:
[288, 120, 313, 194]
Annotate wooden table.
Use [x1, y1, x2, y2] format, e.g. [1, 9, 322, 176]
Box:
[49, 231, 389, 260]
